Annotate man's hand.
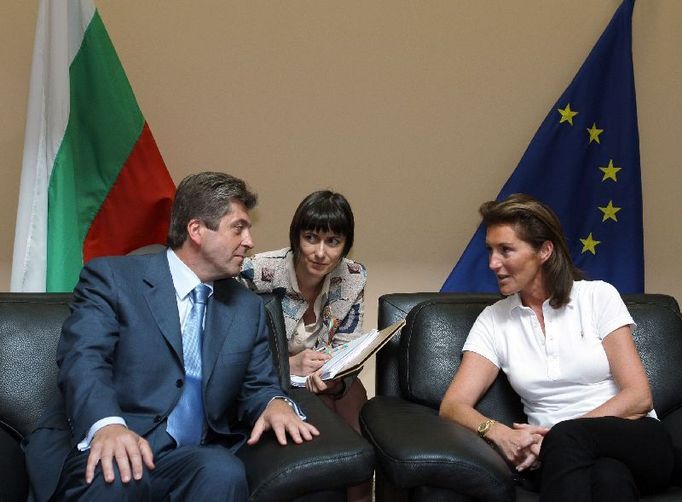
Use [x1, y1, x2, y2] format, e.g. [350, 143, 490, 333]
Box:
[86, 424, 155, 484]
[289, 349, 331, 376]
[247, 399, 320, 446]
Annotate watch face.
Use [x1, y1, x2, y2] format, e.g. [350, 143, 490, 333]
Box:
[478, 420, 492, 437]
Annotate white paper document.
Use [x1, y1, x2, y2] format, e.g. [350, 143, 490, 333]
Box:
[289, 320, 405, 387]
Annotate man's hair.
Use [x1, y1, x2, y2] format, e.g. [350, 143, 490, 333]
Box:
[167, 172, 257, 249]
[479, 193, 583, 308]
[289, 190, 355, 260]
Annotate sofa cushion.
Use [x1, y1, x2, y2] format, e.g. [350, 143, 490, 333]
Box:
[0, 291, 375, 502]
[0, 294, 71, 439]
[399, 298, 526, 426]
[374, 292, 682, 502]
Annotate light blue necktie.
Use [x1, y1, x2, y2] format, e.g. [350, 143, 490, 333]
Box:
[167, 283, 210, 446]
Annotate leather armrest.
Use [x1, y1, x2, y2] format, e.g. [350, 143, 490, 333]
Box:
[360, 396, 515, 501]
[237, 388, 374, 501]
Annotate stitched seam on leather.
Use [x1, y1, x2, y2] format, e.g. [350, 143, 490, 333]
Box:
[624, 297, 680, 310]
[373, 446, 508, 493]
[402, 300, 439, 400]
[382, 297, 410, 316]
[0, 421, 23, 441]
[377, 453, 508, 493]
[0, 297, 71, 305]
[662, 403, 682, 417]
[250, 450, 371, 497]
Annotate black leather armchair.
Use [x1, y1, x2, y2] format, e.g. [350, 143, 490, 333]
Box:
[0, 292, 374, 502]
[361, 293, 682, 501]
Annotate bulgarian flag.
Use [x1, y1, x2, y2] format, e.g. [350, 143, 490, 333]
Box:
[11, 0, 175, 292]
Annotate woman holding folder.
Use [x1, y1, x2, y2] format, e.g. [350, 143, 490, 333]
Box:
[240, 190, 370, 502]
[239, 190, 368, 430]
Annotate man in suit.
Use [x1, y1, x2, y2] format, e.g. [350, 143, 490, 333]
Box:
[24, 172, 318, 501]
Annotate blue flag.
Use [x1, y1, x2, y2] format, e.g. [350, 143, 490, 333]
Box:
[442, 0, 643, 294]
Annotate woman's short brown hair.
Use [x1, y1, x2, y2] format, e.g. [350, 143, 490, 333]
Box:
[479, 193, 583, 308]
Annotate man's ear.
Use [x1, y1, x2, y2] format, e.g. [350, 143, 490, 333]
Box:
[539, 240, 554, 264]
[186, 218, 203, 246]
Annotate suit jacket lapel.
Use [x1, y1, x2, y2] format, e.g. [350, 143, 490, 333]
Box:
[203, 280, 235, 381]
[142, 252, 183, 364]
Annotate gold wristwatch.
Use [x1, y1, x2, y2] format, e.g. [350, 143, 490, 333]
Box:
[477, 419, 496, 439]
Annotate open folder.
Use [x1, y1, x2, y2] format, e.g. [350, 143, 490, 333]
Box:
[290, 319, 406, 387]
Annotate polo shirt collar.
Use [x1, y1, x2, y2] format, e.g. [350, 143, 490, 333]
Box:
[507, 281, 578, 314]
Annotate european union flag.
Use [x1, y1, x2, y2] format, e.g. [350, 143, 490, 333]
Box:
[442, 0, 643, 294]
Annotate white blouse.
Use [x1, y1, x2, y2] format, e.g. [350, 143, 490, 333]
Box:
[463, 280, 655, 427]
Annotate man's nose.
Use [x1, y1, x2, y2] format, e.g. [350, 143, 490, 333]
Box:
[242, 229, 254, 249]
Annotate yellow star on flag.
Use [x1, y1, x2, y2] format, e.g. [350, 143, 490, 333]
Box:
[599, 159, 621, 182]
[557, 104, 579, 125]
[580, 233, 601, 255]
[598, 200, 621, 222]
[587, 123, 604, 144]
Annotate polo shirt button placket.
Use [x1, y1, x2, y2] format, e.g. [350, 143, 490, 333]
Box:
[544, 315, 554, 379]
[530, 312, 544, 343]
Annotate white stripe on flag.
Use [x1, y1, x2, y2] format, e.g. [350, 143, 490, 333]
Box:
[11, 0, 95, 292]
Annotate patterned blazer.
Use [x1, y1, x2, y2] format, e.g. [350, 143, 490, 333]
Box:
[239, 248, 367, 351]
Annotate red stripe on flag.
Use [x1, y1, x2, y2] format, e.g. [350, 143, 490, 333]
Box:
[83, 122, 175, 262]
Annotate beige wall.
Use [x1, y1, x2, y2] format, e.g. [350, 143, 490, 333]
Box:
[2, 1, 682, 393]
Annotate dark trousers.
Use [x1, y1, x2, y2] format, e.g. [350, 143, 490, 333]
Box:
[537, 416, 674, 502]
[52, 425, 248, 501]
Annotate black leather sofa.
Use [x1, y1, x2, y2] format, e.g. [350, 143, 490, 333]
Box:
[0, 292, 374, 502]
[361, 292, 682, 502]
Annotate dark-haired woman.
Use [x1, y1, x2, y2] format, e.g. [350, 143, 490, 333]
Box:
[239, 190, 370, 501]
[439, 194, 674, 501]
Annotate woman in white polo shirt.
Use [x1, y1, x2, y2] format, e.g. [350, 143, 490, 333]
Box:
[439, 193, 674, 501]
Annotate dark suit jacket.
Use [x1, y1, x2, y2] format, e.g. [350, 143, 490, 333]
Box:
[24, 251, 284, 501]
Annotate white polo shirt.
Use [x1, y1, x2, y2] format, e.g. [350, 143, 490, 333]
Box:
[463, 280, 654, 427]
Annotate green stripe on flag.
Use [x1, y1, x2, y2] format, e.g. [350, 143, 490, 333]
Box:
[47, 11, 143, 291]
